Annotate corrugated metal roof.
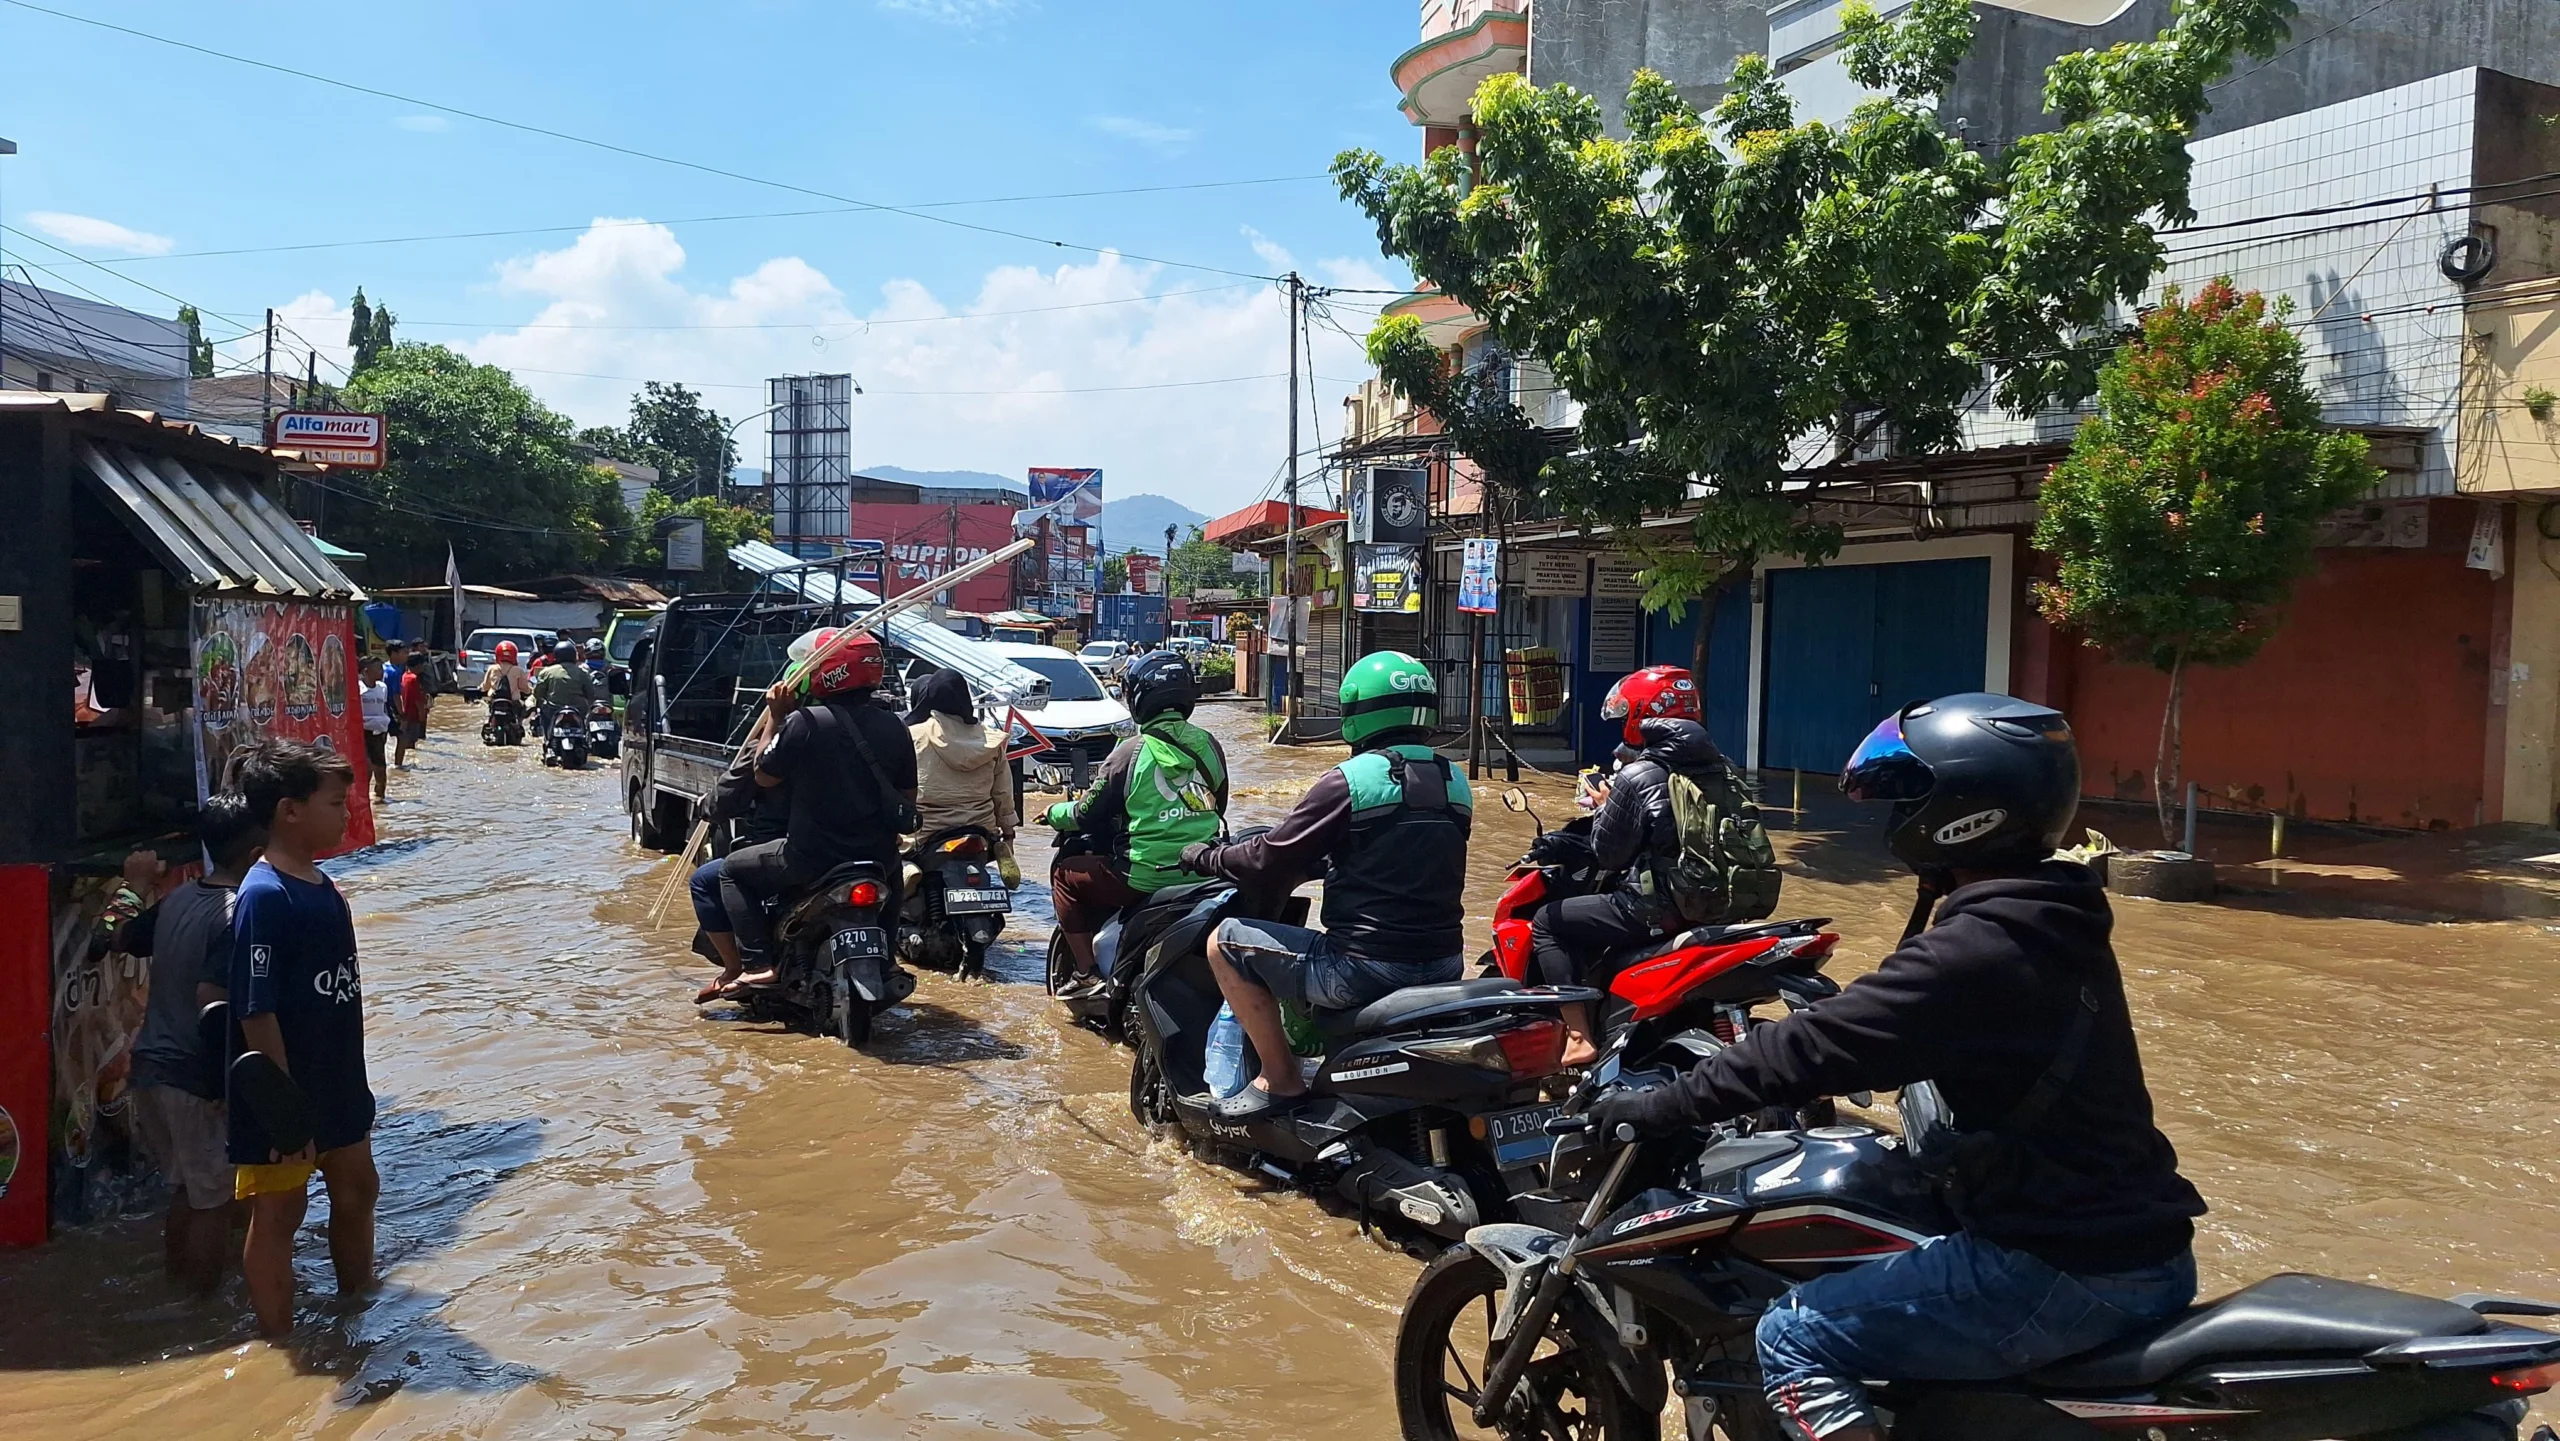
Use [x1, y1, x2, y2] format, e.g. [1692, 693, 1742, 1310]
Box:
[729, 539, 1046, 703]
[75, 438, 360, 599]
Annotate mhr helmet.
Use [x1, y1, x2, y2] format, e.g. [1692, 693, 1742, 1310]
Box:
[1338, 650, 1438, 750]
[1601, 665, 1702, 746]
[1840, 692, 2080, 873]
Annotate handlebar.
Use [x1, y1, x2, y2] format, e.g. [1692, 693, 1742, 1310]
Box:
[1543, 1114, 1638, 1144]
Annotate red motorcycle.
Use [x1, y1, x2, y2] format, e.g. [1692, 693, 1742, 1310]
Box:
[1483, 785, 1842, 1055]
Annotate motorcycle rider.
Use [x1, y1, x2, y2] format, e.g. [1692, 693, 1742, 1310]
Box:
[529, 640, 595, 736]
[905, 668, 1018, 857]
[582, 636, 610, 682]
[1041, 650, 1227, 1001]
[720, 631, 918, 988]
[1586, 693, 2206, 1441]
[1182, 651, 1470, 1121]
[479, 640, 531, 706]
[1534, 666, 1770, 1066]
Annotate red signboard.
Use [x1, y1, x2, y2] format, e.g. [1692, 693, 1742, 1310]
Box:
[0, 865, 47, 1246]
[194, 597, 377, 853]
[843, 503, 1020, 612]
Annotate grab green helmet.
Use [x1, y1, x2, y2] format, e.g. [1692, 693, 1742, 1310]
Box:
[1339, 650, 1438, 750]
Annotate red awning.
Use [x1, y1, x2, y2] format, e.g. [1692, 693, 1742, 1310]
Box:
[1202, 500, 1347, 548]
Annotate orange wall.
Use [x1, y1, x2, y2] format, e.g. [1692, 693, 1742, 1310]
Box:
[2049, 504, 2496, 829]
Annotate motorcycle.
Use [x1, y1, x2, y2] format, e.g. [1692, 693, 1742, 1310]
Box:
[542, 705, 589, 769]
[481, 693, 525, 747]
[724, 860, 912, 1048]
[900, 825, 1009, 980]
[1121, 860, 1607, 1245]
[585, 699, 621, 761]
[1044, 826, 1248, 1040]
[1393, 1044, 2560, 1441]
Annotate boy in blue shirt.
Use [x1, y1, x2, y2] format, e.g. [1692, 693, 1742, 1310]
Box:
[227, 738, 378, 1340]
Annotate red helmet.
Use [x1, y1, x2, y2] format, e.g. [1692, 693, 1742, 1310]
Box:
[494, 640, 519, 663]
[806, 631, 885, 697]
[1601, 665, 1701, 745]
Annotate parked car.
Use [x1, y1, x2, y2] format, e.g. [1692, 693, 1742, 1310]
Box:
[457, 627, 560, 695]
[987, 641, 1135, 790]
[1075, 639, 1133, 683]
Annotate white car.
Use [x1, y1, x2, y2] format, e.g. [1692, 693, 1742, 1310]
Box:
[982, 641, 1136, 787]
[458, 627, 560, 694]
[1076, 639, 1133, 681]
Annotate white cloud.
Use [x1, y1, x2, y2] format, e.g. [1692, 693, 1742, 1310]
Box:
[213, 289, 359, 381]
[878, 0, 1021, 26]
[392, 114, 451, 133]
[455, 218, 1384, 517]
[27, 211, 173, 256]
[1091, 115, 1196, 151]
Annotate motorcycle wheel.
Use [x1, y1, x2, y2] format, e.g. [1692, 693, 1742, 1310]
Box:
[834, 974, 869, 1049]
[1127, 1044, 1180, 1139]
[632, 785, 666, 849]
[1394, 1246, 1656, 1441]
[1044, 931, 1075, 997]
[961, 937, 989, 982]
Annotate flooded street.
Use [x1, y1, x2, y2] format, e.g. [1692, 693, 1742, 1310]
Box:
[5, 700, 2557, 1437]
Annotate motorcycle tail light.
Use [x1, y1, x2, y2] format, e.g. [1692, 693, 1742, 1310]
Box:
[2492, 1362, 2560, 1393]
[1406, 1034, 1507, 1072]
[1773, 932, 1840, 965]
[845, 879, 883, 909]
[1496, 1019, 1566, 1078]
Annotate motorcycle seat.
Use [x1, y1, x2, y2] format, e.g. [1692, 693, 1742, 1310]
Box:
[2026, 1273, 2489, 1389]
[1316, 977, 1525, 1036]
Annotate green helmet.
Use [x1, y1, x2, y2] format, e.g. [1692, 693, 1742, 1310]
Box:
[1339, 650, 1438, 749]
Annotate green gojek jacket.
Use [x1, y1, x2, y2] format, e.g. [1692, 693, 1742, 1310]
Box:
[1044, 713, 1229, 893]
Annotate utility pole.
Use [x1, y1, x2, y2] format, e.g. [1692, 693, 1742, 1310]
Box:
[0, 138, 17, 388]
[260, 308, 276, 442]
[942, 499, 960, 608]
[1282, 271, 1303, 732]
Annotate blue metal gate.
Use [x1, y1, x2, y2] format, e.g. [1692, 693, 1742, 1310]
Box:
[1760, 557, 1990, 773]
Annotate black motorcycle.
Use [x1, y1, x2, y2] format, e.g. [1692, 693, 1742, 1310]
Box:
[1120, 865, 1604, 1246]
[585, 699, 621, 761]
[724, 860, 911, 1048]
[481, 694, 525, 747]
[900, 825, 1009, 980]
[1394, 1048, 2560, 1441]
[542, 705, 589, 769]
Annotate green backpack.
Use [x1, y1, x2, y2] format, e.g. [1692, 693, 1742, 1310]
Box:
[1657, 762, 1782, 927]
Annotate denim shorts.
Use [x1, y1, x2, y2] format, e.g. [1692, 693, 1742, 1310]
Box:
[1211, 916, 1461, 1012]
[1755, 1231, 2197, 1438]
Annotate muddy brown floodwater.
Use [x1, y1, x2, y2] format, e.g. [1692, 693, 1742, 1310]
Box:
[4, 701, 2556, 1437]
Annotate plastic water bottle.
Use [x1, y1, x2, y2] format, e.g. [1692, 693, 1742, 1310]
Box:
[1203, 1003, 1250, 1099]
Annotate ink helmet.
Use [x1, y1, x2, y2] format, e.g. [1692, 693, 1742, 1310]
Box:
[1840, 692, 2081, 873]
[1338, 651, 1438, 750]
[1121, 649, 1198, 724]
[805, 631, 885, 697]
[1601, 665, 1702, 746]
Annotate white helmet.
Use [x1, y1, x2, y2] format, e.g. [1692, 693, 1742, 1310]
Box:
[787, 626, 840, 666]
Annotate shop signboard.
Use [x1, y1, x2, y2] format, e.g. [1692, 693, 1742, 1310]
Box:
[1028, 466, 1104, 524]
[1523, 550, 1589, 598]
[1353, 543, 1424, 613]
[1458, 538, 1501, 614]
[1589, 603, 1640, 671]
[193, 598, 378, 853]
[1592, 554, 1647, 600]
[662, 518, 706, 572]
[270, 411, 387, 469]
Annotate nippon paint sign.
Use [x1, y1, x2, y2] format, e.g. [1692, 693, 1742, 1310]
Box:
[271, 411, 387, 469]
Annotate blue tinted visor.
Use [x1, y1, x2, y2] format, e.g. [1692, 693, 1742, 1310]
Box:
[1840, 713, 1934, 801]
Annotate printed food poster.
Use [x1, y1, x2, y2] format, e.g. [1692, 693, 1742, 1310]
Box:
[194, 598, 377, 852]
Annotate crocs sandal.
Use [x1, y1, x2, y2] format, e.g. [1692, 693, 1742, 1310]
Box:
[228, 1051, 319, 1157]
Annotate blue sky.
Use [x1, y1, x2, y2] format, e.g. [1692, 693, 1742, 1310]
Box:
[0, 0, 1421, 513]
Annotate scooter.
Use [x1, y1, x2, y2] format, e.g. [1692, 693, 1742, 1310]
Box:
[1396, 1044, 2560, 1441]
[723, 861, 911, 1048]
[542, 705, 589, 769]
[1123, 867, 1605, 1246]
[585, 699, 621, 761]
[900, 825, 1009, 980]
[481, 693, 525, 747]
[1044, 826, 1244, 1041]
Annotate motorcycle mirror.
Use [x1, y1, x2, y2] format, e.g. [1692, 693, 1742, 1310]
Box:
[1501, 787, 1528, 813]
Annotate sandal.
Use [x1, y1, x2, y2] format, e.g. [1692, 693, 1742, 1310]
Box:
[229, 1051, 319, 1157]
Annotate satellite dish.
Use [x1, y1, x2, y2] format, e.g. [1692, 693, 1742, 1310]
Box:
[1972, 0, 2138, 23]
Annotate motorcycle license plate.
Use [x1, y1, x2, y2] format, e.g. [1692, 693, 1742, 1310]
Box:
[828, 927, 889, 962]
[941, 888, 1011, 912]
[1485, 1102, 1565, 1168]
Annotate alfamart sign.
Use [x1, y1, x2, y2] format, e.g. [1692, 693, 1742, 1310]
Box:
[271, 411, 387, 469]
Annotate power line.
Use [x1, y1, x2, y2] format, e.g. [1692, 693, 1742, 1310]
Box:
[2207, 0, 2415, 93]
[496, 365, 1366, 395]
[380, 282, 1263, 332]
[4, 0, 1282, 282]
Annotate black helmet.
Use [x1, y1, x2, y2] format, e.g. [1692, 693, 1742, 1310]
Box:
[1121, 650, 1198, 724]
[552, 641, 579, 666]
[1840, 692, 2079, 873]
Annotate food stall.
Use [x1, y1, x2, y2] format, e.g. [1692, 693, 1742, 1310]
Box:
[0, 394, 368, 1242]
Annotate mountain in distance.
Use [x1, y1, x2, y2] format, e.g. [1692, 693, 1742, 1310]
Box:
[1097, 493, 1209, 550]
[857, 464, 1025, 495]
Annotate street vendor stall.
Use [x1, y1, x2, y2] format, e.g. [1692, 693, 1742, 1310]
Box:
[0, 394, 367, 1243]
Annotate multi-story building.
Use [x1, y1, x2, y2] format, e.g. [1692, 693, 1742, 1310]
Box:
[0, 279, 192, 416]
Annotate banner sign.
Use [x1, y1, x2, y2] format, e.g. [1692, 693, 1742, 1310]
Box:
[1027, 467, 1104, 524]
[1353, 543, 1424, 614]
[1523, 550, 1590, 597]
[1351, 466, 1430, 545]
[271, 411, 386, 469]
[194, 598, 378, 853]
[1588, 603, 1640, 671]
[663, 518, 706, 572]
[1592, 554, 1647, 600]
[1458, 538, 1501, 614]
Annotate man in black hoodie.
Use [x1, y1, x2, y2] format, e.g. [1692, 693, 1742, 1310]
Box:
[1588, 693, 2205, 1441]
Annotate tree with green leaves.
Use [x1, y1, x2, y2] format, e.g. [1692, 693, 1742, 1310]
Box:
[2034, 279, 2375, 844]
[1333, 0, 2295, 678]
[176, 305, 214, 379]
[347, 288, 396, 373]
[332, 343, 629, 582]
[1099, 554, 1129, 594]
[635, 490, 769, 580]
[1167, 526, 1243, 597]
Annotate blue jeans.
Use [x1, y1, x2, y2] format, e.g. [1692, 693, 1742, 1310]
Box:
[1756, 1232, 2196, 1438]
[689, 859, 729, 934]
[1211, 917, 1461, 1011]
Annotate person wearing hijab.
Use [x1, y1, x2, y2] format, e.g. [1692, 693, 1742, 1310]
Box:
[906, 669, 1018, 869]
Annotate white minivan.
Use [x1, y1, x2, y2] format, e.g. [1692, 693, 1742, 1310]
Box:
[983, 642, 1136, 788]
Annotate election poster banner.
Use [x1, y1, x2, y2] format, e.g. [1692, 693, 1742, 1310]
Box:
[1458, 538, 1501, 614]
[1027, 467, 1104, 524]
[194, 597, 378, 853]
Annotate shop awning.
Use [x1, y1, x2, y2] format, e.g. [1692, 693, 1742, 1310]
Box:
[728, 540, 1047, 703]
[75, 438, 360, 599]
